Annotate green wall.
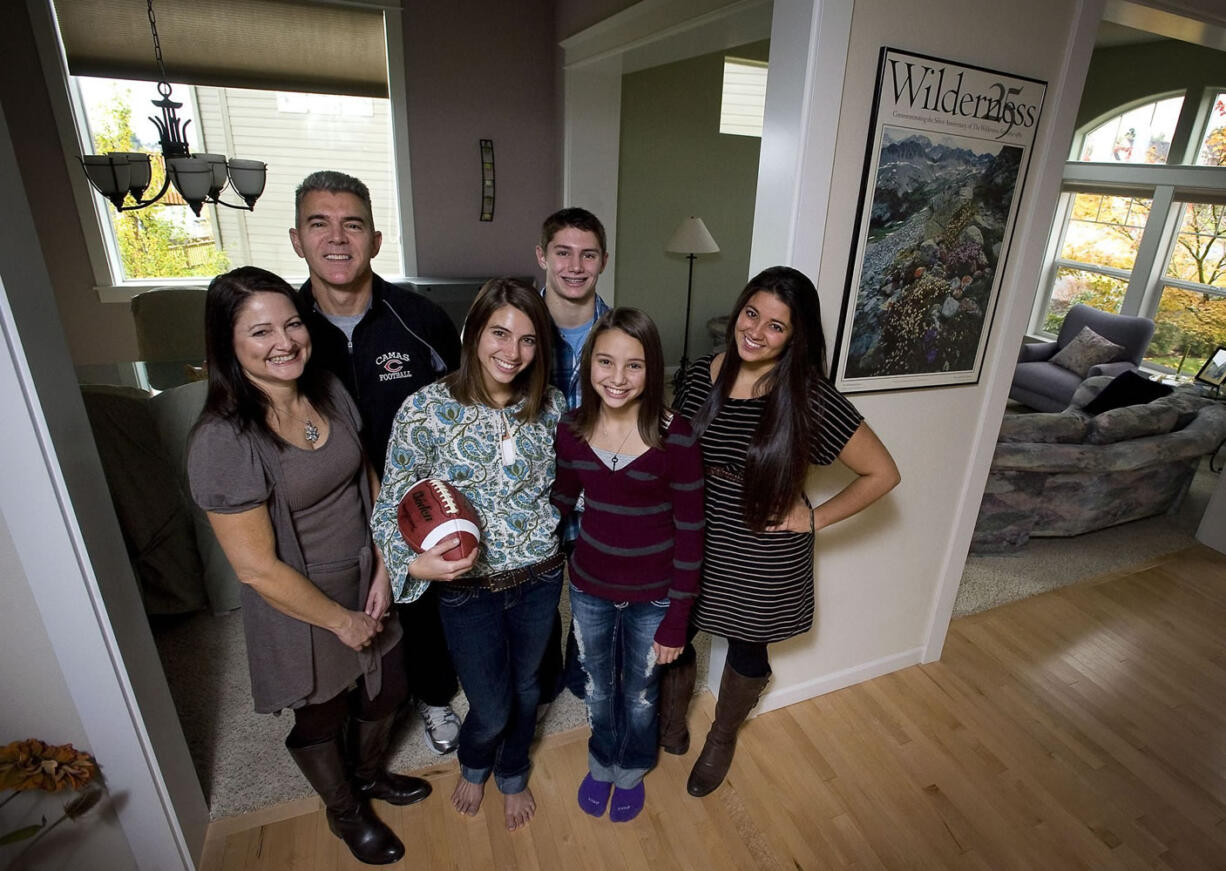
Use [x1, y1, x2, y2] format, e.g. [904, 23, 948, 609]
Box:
[615, 41, 768, 367]
[1076, 39, 1226, 130]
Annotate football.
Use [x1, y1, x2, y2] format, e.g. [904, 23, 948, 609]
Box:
[397, 479, 481, 561]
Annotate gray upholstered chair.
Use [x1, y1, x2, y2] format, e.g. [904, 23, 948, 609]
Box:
[130, 286, 207, 390]
[1009, 304, 1155, 412]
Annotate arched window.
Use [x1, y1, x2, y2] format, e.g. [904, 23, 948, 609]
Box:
[1197, 91, 1226, 166]
[1075, 94, 1184, 165]
[1035, 87, 1226, 379]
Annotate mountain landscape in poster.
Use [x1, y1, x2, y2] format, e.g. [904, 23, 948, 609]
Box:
[844, 127, 1022, 379]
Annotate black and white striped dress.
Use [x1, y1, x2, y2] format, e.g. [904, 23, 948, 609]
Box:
[676, 354, 863, 643]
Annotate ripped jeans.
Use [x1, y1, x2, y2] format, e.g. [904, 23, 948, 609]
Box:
[569, 583, 668, 789]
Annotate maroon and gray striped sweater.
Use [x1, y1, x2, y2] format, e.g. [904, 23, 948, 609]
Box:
[551, 411, 705, 647]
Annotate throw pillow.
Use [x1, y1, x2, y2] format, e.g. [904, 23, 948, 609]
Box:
[1050, 326, 1126, 377]
[1083, 369, 1173, 415]
[997, 412, 1087, 444]
[1084, 403, 1180, 445]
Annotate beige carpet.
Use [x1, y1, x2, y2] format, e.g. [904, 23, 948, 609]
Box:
[953, 456, 1218, 617]
[153, 586, 711, 820]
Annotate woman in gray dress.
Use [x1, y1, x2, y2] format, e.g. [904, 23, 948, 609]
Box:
[188, 266, 426, 866]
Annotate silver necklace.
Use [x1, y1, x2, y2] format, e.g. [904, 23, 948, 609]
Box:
[276, 403, 319, 444]
[600, 417, 634, 471]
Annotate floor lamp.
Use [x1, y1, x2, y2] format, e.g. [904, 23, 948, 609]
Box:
[666, 216, 720, 386]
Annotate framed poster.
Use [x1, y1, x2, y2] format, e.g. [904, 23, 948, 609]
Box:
[832, 48, 1047, 393]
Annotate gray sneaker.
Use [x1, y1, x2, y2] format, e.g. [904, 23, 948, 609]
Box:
[416, 701, 461, 755]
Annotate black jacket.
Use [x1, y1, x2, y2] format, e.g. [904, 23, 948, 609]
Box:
[299, 274, 461, 475]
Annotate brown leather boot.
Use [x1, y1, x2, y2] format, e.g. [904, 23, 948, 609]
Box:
[351, 714, 432, 806]
[686, 663, 769, 797]
[658, 656, 697, 755]
[286, 733, 404, 865]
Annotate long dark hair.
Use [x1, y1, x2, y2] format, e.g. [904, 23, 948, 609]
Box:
[691, 266, 827, 531]
[447, 277, 554, 422]
[572, 308, 667, 450]
[199, 265, 335, 445]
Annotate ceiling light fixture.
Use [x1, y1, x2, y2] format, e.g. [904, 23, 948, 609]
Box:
[78, 0, 266, 216]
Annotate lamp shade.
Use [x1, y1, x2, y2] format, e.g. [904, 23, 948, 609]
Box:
[665, 216, 720, 255]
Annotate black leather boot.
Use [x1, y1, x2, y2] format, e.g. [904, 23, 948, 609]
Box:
[286, 734, 404, 865]
[658, 656, 697, 755]
[352, 714, 432, 806]
[686, 663, 770, 797]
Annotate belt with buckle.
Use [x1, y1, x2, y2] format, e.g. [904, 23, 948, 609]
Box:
[457, 552, 566, 593]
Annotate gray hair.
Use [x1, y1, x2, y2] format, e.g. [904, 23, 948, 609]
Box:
[294, 171, 373, 224]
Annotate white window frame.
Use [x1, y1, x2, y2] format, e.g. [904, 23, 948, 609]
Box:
[26, 0, 417, 302]
[1030, 87, 1226, 351]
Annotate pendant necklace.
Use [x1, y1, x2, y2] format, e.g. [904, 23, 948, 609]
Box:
[499, 409, 519, 466]
[276, 402, 319, 445]
[600, 416, 633, 471]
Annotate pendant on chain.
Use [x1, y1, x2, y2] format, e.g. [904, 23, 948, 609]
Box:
[303, 420, 320, 444]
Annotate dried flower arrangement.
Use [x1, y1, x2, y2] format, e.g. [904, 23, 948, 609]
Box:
[0, 740, 105, 865]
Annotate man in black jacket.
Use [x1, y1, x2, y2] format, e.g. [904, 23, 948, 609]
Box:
[291, 170, 463, 755]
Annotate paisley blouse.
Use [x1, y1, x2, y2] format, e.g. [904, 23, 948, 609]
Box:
[372, 380, 566, 603]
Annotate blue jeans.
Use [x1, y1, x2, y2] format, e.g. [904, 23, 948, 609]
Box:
[435, 566, 562, 794]
[569, 584, 667, 789]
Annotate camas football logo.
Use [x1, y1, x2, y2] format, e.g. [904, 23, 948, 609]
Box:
[375, 352, 414, 381]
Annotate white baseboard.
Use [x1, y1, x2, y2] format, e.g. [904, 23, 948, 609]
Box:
[751, 646, 925, 716]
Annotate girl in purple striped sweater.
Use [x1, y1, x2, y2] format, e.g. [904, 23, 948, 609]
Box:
[551, 308, 705, 822]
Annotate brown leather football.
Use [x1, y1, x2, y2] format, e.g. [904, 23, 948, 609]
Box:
[396, 479, 481, 560]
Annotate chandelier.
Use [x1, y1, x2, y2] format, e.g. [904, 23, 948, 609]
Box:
[78, 0, 266, 216]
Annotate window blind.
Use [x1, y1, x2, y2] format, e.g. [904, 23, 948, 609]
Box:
[52, 0, 391, 97]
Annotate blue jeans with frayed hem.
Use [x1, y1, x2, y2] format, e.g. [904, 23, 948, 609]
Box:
[570, 584, 667, 789]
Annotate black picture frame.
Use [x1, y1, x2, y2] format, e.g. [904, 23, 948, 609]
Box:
[1194, 345, 1226, 387]
[832, 48, 1047, 394]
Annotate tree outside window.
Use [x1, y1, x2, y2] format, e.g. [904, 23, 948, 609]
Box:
[1043, 193, 1149, 333]
[86, 82, 230, 281]
[1150, 202, 1226, 374]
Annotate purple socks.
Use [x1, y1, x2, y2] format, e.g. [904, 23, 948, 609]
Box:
[577, 773, 612, 816]
[609, 782, 645, 823]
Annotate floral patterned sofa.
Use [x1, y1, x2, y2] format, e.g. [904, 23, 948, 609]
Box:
[971, 376, 1226, 553]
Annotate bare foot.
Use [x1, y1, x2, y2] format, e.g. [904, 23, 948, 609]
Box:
[504, 788, 536, 830]
[451, 778, 485, 816]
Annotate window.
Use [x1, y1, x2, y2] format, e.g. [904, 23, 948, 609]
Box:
[1150, 202, 1226, 374]
[75, 76, 400, 283]
[44, 0, 412, 292]
[1197, 91, 1226, 166]
[1044, 193, 1151, 332]
[1034, 82, 1226, 379]
[720, 58, 768, 138]
[1076, 95, 1183, 164]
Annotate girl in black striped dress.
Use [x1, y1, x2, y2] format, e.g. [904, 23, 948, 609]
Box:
[664, 266, 900, 797]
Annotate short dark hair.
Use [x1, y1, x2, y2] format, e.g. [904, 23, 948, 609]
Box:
[572, 308, 667, 450]
[539, 207, 606, 254]
[198, 266, 335, 445]
[692, 266, 828, 530]
[294, 170, 373, 225]
[446, 277, 554, 422]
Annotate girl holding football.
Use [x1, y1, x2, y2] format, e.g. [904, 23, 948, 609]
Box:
[663, 266, 900, 797]
[550, 308, 705, 822]
[371, 277, 566, 831]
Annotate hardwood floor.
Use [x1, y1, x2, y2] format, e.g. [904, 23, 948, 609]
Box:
[199, 545, 1226, 870]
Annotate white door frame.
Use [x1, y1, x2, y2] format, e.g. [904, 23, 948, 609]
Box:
[0, 101, 206, 869]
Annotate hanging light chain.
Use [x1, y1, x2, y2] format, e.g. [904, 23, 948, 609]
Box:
[147, 0, 169, 86]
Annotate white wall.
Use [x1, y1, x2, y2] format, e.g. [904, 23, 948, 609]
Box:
[564, 0, 1120, 709]
[0, 516, 135, 871]
[754, 0, 1101, 707]
[0, 99, 205, 869]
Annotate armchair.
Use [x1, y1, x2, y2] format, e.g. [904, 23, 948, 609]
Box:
[1009, 304, 1155, 412]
